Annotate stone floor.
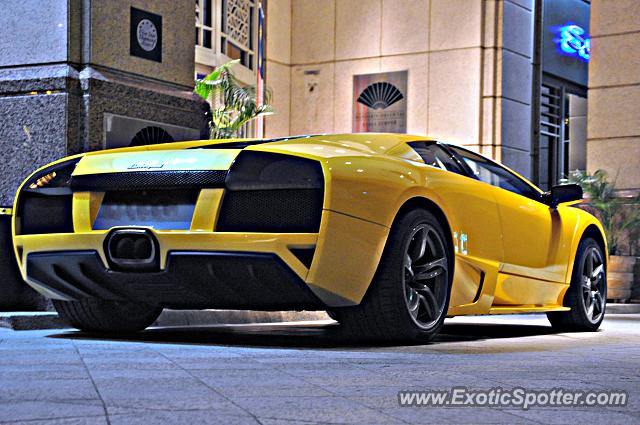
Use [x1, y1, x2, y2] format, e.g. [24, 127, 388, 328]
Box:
[0, 313, 638, 424]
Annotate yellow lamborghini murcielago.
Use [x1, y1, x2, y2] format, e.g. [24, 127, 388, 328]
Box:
[12, 134, 608, 341]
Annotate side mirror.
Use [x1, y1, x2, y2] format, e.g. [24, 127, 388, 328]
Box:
[542, 184, 583, 207]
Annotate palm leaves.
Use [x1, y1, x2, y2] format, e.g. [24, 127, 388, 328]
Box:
[195, 60, 273, 139]
[564, 169, 640, 255]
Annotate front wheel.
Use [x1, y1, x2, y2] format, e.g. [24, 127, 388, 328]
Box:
[53, 299, 162, 334]
[547, 238, 606, 331]
[333, 208, 452, 342]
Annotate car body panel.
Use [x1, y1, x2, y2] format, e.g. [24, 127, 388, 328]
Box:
[12, 133, 606, 316]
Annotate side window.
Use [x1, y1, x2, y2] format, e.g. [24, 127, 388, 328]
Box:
[448, 146, 541, 199]
[408, 142, 466, 176]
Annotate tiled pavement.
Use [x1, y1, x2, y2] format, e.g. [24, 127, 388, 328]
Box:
[0, 314, 638, 424]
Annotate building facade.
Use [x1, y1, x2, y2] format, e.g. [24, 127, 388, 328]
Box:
[259, 0, 602, 191]
[0, 0, 205, 205]
[588, 0, 640, 194]
[0, 0, 637, 207]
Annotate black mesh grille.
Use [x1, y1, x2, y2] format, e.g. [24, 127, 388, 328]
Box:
[216, 189, 323, 233]
[70, 170, 227, 191]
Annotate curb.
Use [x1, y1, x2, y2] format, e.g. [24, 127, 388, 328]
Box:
[607, 303, 640, 314]
[0, 312, 68, 331]
[0, 309, 331, 331]
[154, 309, 331, 327]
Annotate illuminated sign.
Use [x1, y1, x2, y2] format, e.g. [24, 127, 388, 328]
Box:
[557, 24, 590, 62]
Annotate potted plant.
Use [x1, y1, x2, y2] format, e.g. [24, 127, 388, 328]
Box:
[194, 60, 273, 139]
[565, 170, 640, 302]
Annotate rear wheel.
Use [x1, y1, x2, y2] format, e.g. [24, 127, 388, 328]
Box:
[333, 208, 452, 342]
[53, 299, 162, 334]
[547, 238, 606, 331]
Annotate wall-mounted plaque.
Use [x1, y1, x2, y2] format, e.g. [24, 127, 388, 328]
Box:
[353, 71, 407, 133]
[130, 7, 162, 62]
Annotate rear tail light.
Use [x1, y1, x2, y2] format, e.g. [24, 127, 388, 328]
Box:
[17, 158, 80, 235]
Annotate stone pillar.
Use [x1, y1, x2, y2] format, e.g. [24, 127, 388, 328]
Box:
[0, 0, 206, 206]
[499, 0, 535, 180]
[0, 0, 206, 309]
[587, 0, 640, 193]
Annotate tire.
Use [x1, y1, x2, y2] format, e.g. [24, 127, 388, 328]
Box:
[547, 237, 606, 331]
[53, 299, 162, 334]
[333, 208, 452, 342]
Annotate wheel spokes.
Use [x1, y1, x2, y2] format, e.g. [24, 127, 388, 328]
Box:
[581, 247, 605, 323]
[585, 250, 594, 279]
[592, 264, 604, 286]
[406, 289, 420, 316]
[593, 292, 604, 315]
[413, 257, 447, 281]
[410, 228, 428, 261]
[402, 223, 449, 330]
[582, 277, 591, 292]
[586, 301, 594, 319]
[421, 285, 439, 318]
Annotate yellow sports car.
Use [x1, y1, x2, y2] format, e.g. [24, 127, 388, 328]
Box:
[12, 134, 607, 341]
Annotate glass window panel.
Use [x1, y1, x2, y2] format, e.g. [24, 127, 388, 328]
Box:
[204, 0, 212, 27]
[449, 146, 540, 199]
[408, 142, 465, 176]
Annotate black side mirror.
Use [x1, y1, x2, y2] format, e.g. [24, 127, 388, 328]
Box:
[542, 184, 583, 207]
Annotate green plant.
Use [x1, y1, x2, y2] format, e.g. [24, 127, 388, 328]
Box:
[194, 60, 273, 139]
[564, 169, 640, 255]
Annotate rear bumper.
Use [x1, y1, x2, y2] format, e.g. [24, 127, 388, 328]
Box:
[26, 251, 325, 310]
[14, 210, 391, 307]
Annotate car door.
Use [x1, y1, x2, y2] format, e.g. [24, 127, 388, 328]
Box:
[446, 146, 567, 286]
[409, 142, 504, 308]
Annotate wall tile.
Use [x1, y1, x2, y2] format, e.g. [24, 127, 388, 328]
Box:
[266, 0, 291, 64]
[587, 138, 640, 190]
[589, 33, 640, 88]
[501, 146, 532, 179]
[482, 97, 499, 147]
[428, 48, 481, 144]
[503, 0, 533, 58]
[265, 61, 291, 137]
[501, 98, 532, 152]
[482, 48, 500, 98]
[501, 49, 532, 105]
[506, 0, 533, 12]
[290, 63, 335, 134]
[0, 0, 68, 67]
[291, 0, 335, 64]
[336, 0, 381, 60]
[591, 0, 640, 37]
[381, 0, 429, 55]
[588, 86, 640, 140]
[483, 0, 500, 48]
[430, 0, 482, 51]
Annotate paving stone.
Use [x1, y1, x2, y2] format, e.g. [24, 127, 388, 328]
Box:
[0, 314, 638, 424]
[0, 401, 105, 423]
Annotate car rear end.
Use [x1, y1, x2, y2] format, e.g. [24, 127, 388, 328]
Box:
[12, 146, 332, 310]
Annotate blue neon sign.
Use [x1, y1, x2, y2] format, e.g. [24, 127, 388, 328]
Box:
[558, 24, 590, 62]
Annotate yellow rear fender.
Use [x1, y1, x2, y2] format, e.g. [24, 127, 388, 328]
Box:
[562, 207, 608, 284]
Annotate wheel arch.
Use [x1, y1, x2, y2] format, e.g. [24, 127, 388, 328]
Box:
[563, 222, 608, 285]
[581, 224, 608, 267]
[394, 197, 455, 273]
